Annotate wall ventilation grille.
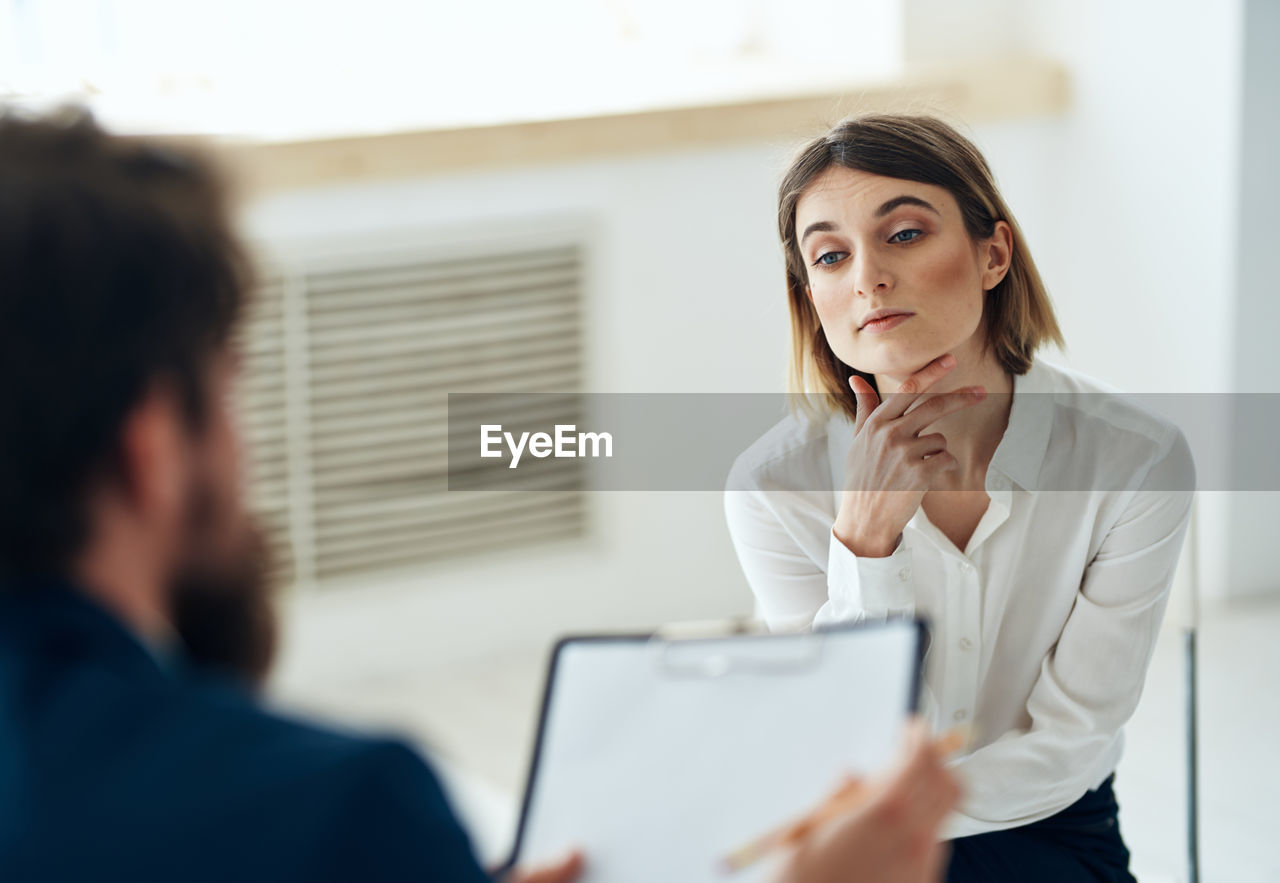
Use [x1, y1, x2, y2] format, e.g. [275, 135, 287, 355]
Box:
[236, 240, 587, 588]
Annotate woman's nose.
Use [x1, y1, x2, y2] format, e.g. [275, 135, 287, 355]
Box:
[852, 254, 892, 297]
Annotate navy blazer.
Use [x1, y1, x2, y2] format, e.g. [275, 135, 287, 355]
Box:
[0, 580, 492, 882]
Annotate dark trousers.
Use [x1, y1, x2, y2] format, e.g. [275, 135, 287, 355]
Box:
[946, 775, 1136, 882]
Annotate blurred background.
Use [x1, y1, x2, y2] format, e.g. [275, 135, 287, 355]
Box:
[4, 1, 1277, 879]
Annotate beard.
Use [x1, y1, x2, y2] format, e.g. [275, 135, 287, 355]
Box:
[169, 473, 278, 689]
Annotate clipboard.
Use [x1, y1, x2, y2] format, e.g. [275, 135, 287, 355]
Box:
[504, 618, 927, 882]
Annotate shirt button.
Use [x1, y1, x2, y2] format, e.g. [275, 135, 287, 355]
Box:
[898, 567, 911, 582]
[961, 561, 973, 574]
[954, 710, 968, 722]
[959, 637, 973, 651]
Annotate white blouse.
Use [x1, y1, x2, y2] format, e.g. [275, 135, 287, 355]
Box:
[724, 358, 1195, 838]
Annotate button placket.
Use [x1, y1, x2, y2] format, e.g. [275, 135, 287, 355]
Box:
[947, 555, 981, 734]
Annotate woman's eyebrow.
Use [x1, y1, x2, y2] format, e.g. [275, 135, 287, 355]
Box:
[876, 195, 940, 217]
[801, 195, 940, 245]
[800, 220, 838, 245]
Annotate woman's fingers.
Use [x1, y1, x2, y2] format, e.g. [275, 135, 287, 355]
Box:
[849, 374, 881, 435]
[912, 432, 949, 459]
[900, 386, 987, 437]
[912, 448, 959, 485]
[876, 354, 957, 420]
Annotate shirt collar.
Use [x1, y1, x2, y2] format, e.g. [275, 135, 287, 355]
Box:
[988, 359, 1055, 491]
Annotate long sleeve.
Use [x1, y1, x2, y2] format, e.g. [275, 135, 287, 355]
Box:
[944, 429, 1195, 837]
[724, 480, 918, 631]
[723, 485, 832, 632]
[816, 530, 916, 626]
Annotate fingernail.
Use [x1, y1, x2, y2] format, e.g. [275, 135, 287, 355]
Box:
[971, 387, 986, 400]
[940, 354, 956, 368]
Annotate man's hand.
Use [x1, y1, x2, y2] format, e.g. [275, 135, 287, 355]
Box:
[779, 721, 962, 883]
[502, 851, 584, 883]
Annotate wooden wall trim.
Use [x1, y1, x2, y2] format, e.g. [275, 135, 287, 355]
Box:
[218, 57, 1068, 196]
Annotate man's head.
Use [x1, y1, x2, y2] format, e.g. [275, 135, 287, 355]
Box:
[0, 107, 275, 684]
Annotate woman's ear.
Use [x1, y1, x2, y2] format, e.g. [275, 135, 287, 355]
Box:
[981, 220, 1014, 291]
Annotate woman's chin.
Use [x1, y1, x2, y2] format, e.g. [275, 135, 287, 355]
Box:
[846, 350, 944, 382]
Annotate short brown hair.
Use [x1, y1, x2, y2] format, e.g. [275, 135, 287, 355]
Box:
[778, 114, 1063, 421]
[0, 107, 252, 579]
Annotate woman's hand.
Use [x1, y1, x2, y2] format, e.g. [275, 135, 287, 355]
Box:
[779, 720, 962, 883]
[833, 354, 986, 557]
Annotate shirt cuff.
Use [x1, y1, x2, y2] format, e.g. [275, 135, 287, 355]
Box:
[819, 528, 915, 624]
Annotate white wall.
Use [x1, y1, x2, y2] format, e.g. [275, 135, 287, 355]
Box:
[1223, 0, 1280, 598]
[1005, 0, 1241, 396]
[905, 0, 1242, 393]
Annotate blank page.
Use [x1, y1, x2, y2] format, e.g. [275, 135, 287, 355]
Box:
[512, 620, 922, 882]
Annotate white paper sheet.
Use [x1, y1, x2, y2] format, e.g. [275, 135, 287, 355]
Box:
[512, 620, 922, 882]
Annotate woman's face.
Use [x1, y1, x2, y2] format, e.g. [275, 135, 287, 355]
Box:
[795, 166, 1007, 381]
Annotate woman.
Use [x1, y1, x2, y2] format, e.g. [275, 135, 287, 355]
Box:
[724, 115, 1194, 882]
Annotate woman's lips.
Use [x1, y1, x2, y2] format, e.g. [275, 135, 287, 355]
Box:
[860, 313, 914, 334]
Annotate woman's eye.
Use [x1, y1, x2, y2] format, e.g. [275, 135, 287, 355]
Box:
[812, 251, 848, 267]
[889, 229, 923, 244]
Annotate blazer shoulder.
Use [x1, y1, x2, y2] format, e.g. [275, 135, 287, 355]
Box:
[171, 688, 488, 880]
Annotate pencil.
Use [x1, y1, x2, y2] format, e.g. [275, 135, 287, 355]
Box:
[719, 777, 868, 873]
